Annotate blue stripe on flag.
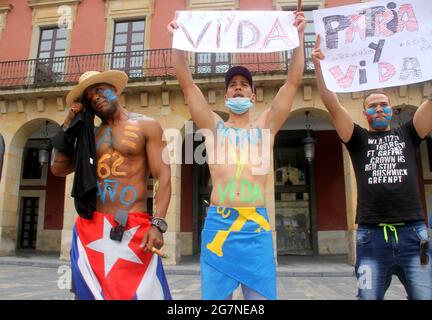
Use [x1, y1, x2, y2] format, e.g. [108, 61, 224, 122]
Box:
[156, 256, 172, 300]
[71, 226, 96, 300]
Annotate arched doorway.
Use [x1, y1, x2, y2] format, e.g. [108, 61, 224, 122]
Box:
[180, 113, 228, 256]
[180, 127, 210, 256]
[394, 105, 430, 224]
[275, 109, 348, 255]
[0, 119, 66, 253]
[274, 128, 312, 255]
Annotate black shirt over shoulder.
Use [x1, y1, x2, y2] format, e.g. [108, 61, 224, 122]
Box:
[345, 119, 424, 224]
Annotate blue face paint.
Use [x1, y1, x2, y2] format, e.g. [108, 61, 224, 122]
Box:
[365, 108, 375, 115]
[366, 106, 392, 115]
[382, 106, 392, 115]
[372, 118, 391, 128]
[366, 105, 392, 129]
[225, 97, 253, 115]
[103, 89, 118, 102]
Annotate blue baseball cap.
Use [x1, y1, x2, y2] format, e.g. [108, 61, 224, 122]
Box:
[225, 66, 253, 90]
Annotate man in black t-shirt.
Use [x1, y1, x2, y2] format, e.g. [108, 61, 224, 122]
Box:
[312, 36, 432, 300]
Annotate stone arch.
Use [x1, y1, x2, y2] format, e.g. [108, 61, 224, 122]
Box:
[274, 106, 349, 256]
[282, 107, 334, 131]
[391, 103, 417, 128]
[178, 112, 229, 257]
[0, 117, 61, 254]
[396, 104, 432, 224]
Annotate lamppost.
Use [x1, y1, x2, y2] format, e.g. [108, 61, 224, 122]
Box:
[38, 120, 51, 167]
[301, 110, 318, 255]
[302, 111, 316, 163]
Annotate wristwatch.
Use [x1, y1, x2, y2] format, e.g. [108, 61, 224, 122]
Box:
[151, 217, 168, 233]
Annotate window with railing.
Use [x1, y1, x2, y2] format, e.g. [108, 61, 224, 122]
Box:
[112, 20, 145, 78]
[283, 6, 317, 71]
[0, 45, 315, 88]
[35, 27, 67, 84]
[196, 52, 230, 74]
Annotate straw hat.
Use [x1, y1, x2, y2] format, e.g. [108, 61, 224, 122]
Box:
[66, 70, 128, 106]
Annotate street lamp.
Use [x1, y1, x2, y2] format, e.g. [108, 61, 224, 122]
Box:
[38, 120, 51, 167]
[302, 111, 316, 163]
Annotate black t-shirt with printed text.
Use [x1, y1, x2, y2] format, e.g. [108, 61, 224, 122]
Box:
[345, 119, 424, 224]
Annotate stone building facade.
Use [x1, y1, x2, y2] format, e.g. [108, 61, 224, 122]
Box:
[0, 0, 431, 265]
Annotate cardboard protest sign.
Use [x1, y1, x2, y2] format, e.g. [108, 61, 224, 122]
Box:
[172, 11, 299, 53]
[313, 0, 432, 92]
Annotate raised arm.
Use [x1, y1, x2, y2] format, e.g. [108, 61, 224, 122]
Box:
[264, 11, 305, 134]
[168, 19, 219, 130]
[50, 149, 74, 177]
[312, 35, 354, 143]
[413, 84, 432, 139]
[50, 102, 81, 176]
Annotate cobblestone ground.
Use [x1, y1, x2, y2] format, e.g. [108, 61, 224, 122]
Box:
[0, 265, 407, 300]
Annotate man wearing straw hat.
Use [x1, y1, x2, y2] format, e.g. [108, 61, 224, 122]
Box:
[168, 10, 306, 300]
[50, 70, 172, 300]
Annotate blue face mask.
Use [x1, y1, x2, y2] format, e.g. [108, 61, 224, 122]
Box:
[225, 97, 253, 115]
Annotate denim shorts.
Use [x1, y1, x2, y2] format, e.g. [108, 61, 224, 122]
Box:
[355, 221, 432, 300]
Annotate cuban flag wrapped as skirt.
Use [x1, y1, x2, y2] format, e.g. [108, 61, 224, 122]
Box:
[70, 211, 172, 300]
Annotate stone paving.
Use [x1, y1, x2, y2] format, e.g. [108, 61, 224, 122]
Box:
[0, 255, 407, 300]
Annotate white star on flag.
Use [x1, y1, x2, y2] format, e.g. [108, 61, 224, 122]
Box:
[87, 217, 143, 277]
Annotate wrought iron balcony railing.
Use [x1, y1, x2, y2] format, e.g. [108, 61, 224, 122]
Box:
[0, 41, 315, 89]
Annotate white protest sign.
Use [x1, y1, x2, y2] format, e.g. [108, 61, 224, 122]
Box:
[172, 11, 299, 53]
[313, 0, 432, 92]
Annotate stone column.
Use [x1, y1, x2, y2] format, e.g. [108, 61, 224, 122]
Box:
[265, 158, 277, 264]
[0, 143, 22, 255]
[163, 163, 182, 265]
[59, 173, 76, 260]
[342, 145, 357, 265]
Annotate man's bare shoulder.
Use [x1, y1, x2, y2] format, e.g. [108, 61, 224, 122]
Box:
[254, 109, 278, 134]
[127, 112, 163, 136]
[126, 112, 149, 121]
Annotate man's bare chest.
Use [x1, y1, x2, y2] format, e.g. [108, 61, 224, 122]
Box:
[95, 124, 145, 153]
[94, 125, 145, 178]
